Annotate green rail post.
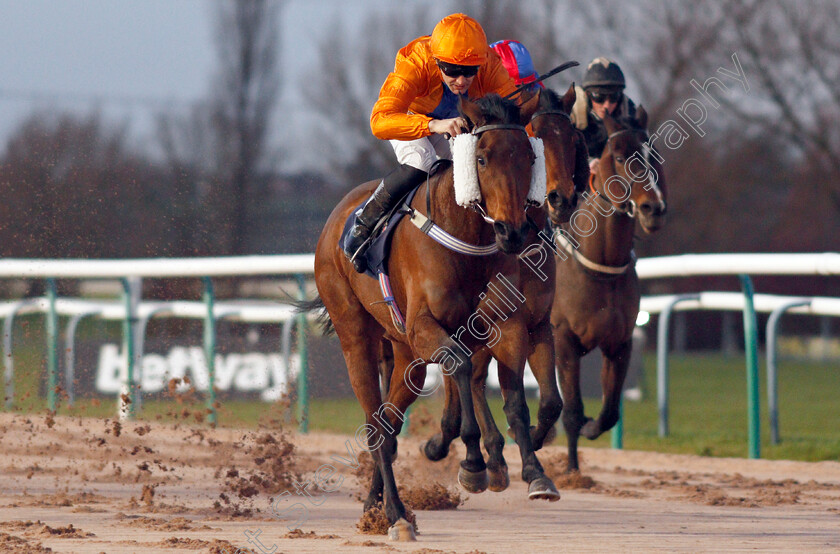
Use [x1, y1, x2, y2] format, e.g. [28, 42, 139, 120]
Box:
[399, 405, 412, 437]
[611, 397, 623, 449]
[295, 274, 309, 433]
[45, 278, 58, 412]
[203, 277, 217, 426]
[739, 274, 760, 459]
[119, 278, 136, 420]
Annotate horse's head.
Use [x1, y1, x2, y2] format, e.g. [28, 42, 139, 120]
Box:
[520, 84, 590, 226]
[458, 94, 536, 253]
[596, 106, 667, 233]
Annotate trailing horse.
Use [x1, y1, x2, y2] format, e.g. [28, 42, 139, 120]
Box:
[550, 108, 667, 471]
[305, 94, 555, 539]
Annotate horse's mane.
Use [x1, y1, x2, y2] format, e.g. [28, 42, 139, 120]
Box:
[537, 87, 564, 112]
[461, 93, 520, 125]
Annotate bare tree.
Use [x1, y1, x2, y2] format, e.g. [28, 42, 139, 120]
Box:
[210, 0, 282, 254]
[0, 112, 173, 260]
[155, 102, 222, 256]
[304, 8, 435, 185]
[716, 0, 840, 211]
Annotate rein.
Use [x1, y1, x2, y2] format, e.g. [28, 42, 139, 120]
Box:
[471, 123, 528, 135]
[530, 109, 571, 123]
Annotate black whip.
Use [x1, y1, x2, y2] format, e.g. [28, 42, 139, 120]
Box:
[503, 60, 580, 99]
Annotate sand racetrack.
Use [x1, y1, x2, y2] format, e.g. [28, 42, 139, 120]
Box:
[1, 412, 839, 553]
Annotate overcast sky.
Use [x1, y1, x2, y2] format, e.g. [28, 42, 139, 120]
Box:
[0, 0, 404, 171]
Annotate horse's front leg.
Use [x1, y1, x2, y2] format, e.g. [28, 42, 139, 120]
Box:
[470, 349, 509, 492]
[421, 371, 461, 462]
[410, 313, 487, 494]
[491, 319, 559, 501]
[527, 317, 562, 450]
[556, 328, 587, 472]
[581, 339, 631, 440]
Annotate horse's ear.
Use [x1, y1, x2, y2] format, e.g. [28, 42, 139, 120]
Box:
[561, 83, 576, 114]
[636, 105, 648, 130]
[459, 95, 482, 130]
[519, 89, 541, 126]
[602, 110, 619, 135]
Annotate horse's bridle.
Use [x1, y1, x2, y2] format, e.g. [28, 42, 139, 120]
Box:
[529, 109, 588, 201]
[462, 123, 533, 223]
[598, 127, 653, 218]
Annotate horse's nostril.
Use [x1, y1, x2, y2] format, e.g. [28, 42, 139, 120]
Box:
[547, 190, 560, 204]
[493, 222, 510, 238]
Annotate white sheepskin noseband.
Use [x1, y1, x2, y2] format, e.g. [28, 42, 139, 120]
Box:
[528, 137, 547, 206]
[451, 133, 547, 208]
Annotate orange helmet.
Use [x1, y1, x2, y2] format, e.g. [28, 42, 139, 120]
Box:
[430, 14, 488, 66]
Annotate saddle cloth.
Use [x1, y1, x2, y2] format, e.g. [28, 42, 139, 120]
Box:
[339, 185, 422, 279]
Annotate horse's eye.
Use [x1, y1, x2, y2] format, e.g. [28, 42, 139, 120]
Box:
[615, 156, 625, 164]
[477, 156, 486, 167]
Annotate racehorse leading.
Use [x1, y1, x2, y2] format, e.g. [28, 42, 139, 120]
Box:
[421, 85, 589, 492]
[305, 94, 556, 539]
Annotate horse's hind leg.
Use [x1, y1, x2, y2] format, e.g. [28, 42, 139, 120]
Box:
[470, 349, 508, 492]
[556, 331, 587, 472]
[330, 313, 410, 535]
[527, 318, 562, 450]
[581, 340, 631, 440]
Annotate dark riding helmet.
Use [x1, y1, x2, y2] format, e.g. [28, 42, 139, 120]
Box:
[582, 57, 626, 89]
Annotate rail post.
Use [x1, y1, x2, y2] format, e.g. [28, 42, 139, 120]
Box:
[765, 299, 810, 445]
[295, 274, 309, 433]
[203, 277, 217, 426]
[656, 294, 700, 437]
[611, 397, 623, 449]
[739, 275, 760, 459]
[119, 277, 139, 420]
[65, 309, 101, 407]
[46, 278, 58, 412]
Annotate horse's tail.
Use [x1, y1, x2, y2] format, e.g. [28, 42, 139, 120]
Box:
[291, 295, 335, 336]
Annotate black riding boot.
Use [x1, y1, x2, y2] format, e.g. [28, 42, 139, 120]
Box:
[343, 164, 427, 273]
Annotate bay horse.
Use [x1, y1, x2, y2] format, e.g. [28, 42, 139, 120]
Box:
[420, 85, 590, 493]
[309, 94, 555, 538]
[550, 108, 667, 471]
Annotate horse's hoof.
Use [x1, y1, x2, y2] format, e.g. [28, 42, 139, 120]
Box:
[528, 477, 561, 502]
[458, 466, 489, 494]
[387, 518, 416, 542]
[487, 465, 510, 492]
[420, 438, 447, 462]
[580, 419, 601, 440]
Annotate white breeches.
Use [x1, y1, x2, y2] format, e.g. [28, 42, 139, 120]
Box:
[390, 134, 452, 172]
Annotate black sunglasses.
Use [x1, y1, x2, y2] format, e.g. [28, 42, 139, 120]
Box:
[589, 90, 622, 104]
[436, 61, 479, 79]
